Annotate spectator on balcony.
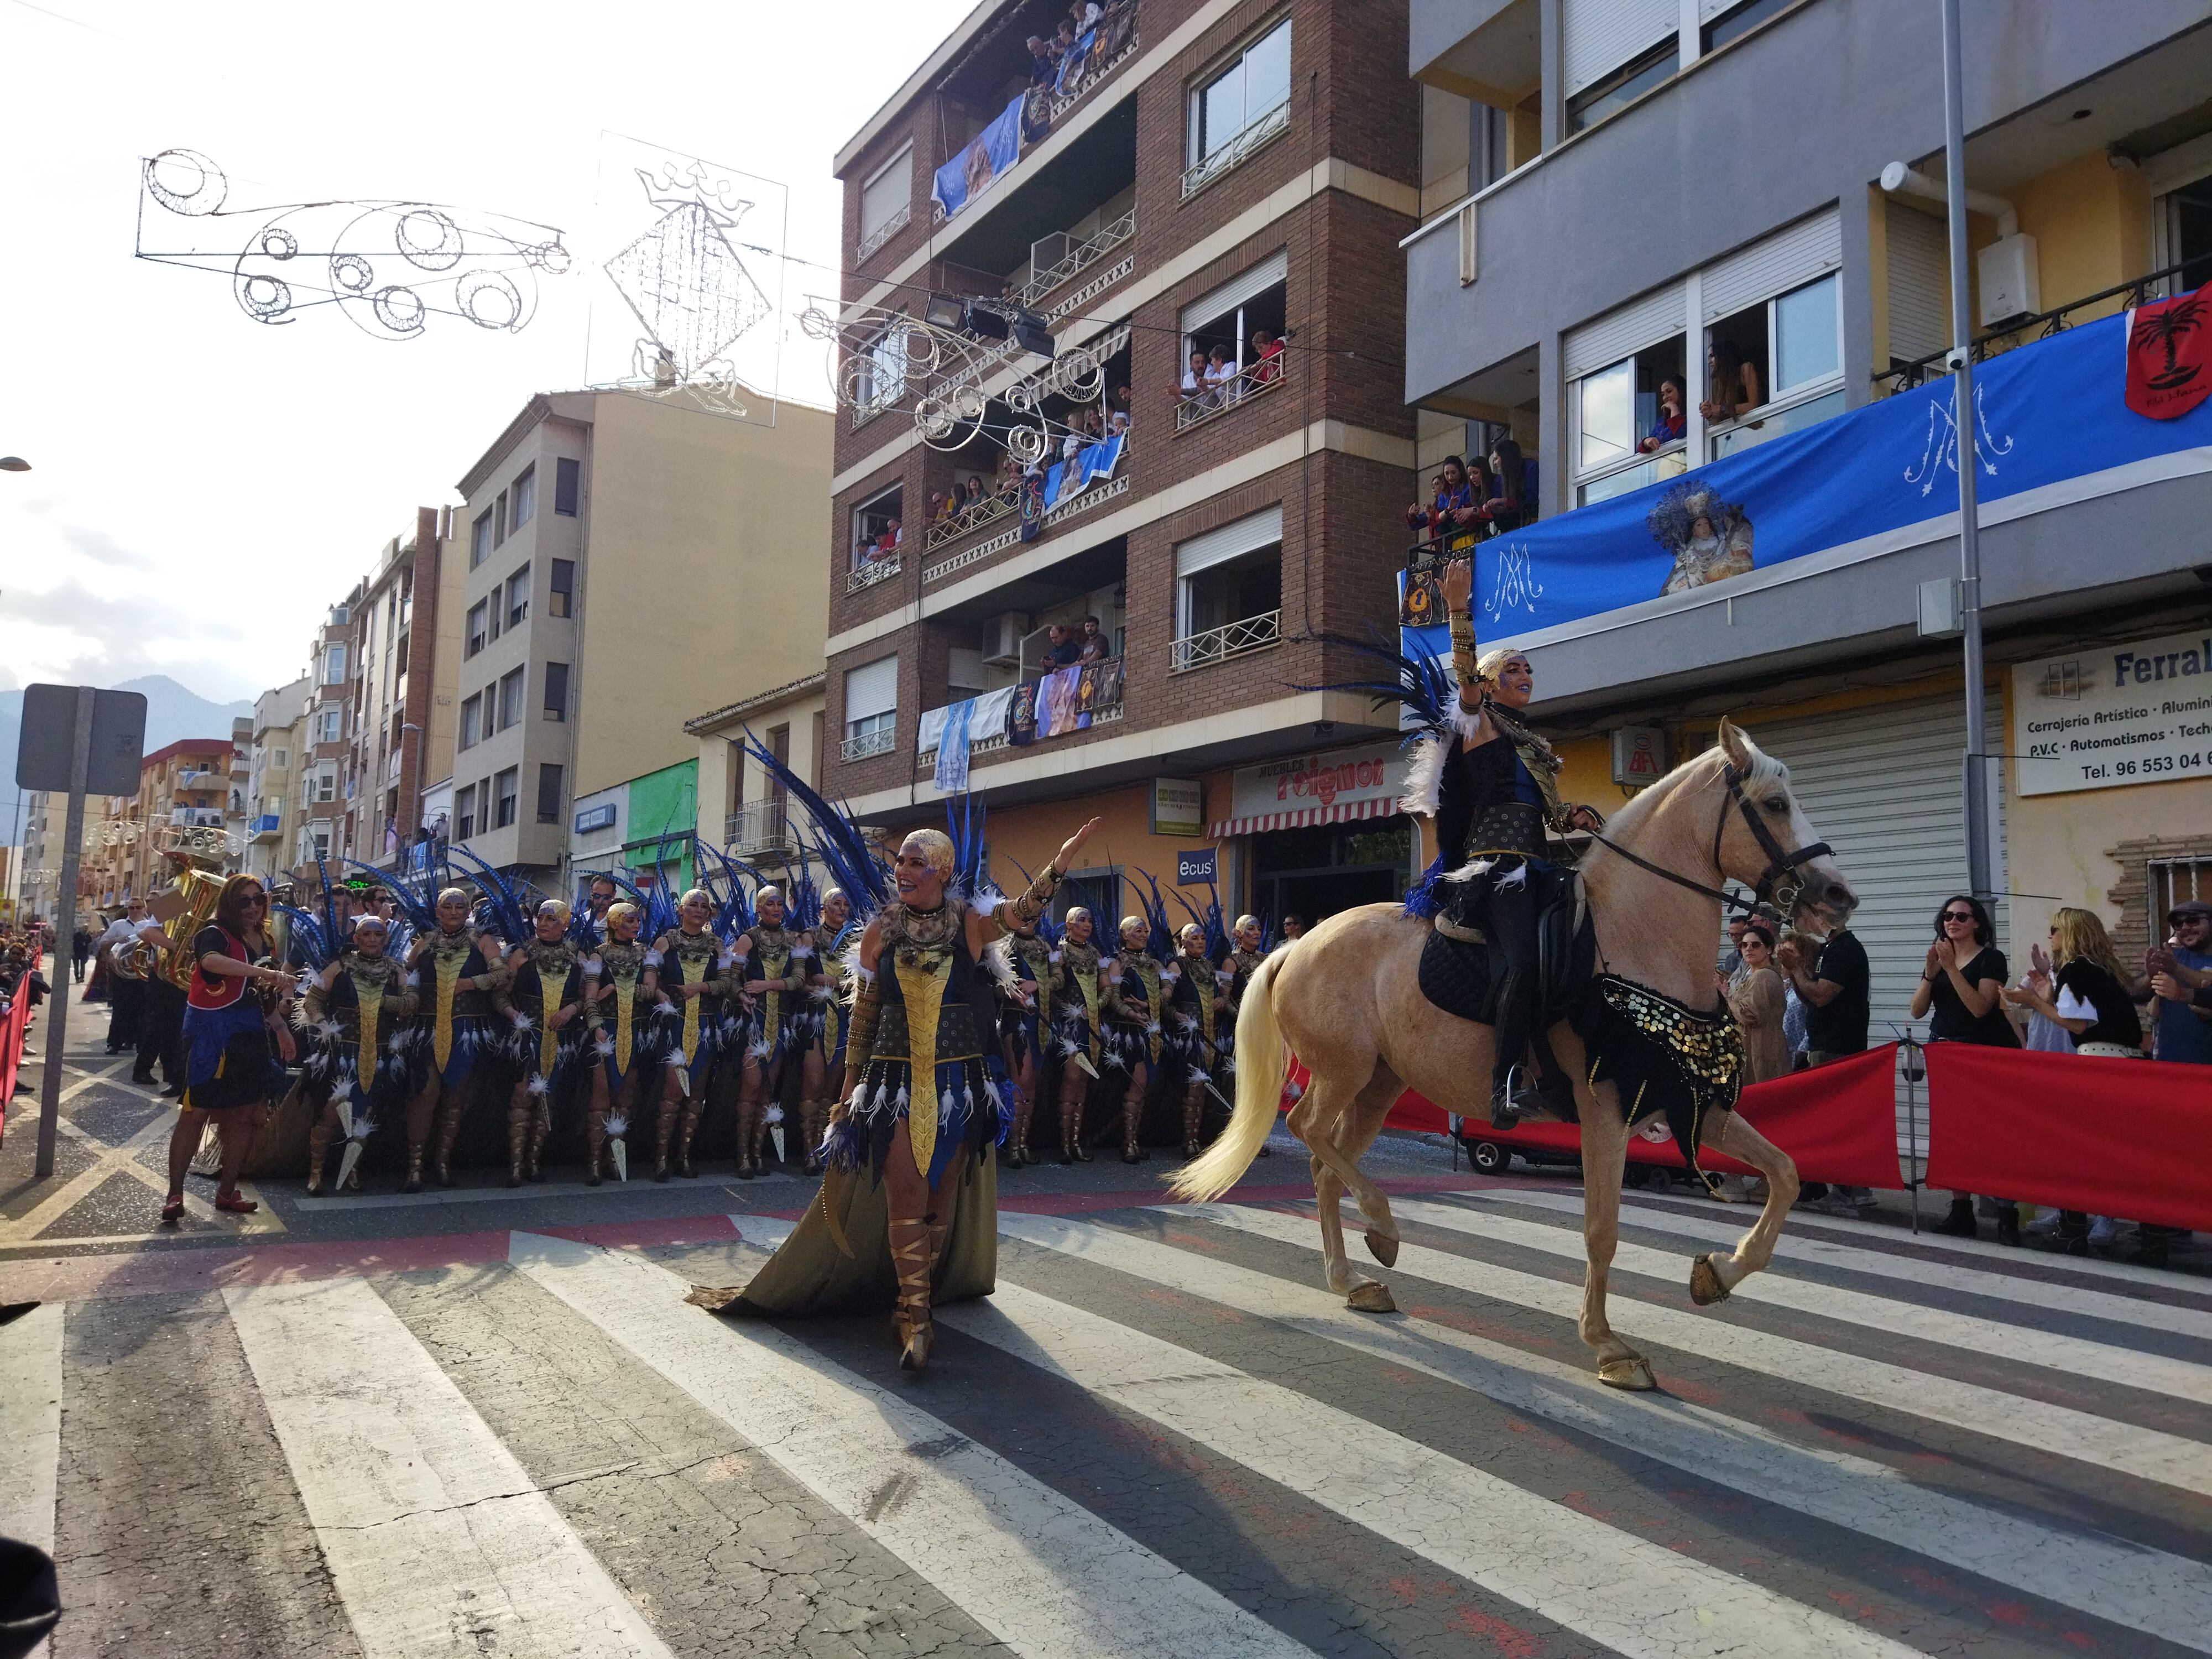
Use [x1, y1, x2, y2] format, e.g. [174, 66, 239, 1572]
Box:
[1699, 338, 1763, 425]
[1043, 623, 1082, 670]
[927, 489, 954, 528]
[1250, 328, 1284, 387]
[994, 451, 1021, 499]
[1640, 378, 1687, 451]
[1484, 439, 1530, 533]
[1107, 406, 1129, 437]
[1027, 34, 1056, 81]
[1206, 343, 1239, 406]
[1176, 347, 1210, 410]
[962, 474, 988, 510]
[1078, 615, 1112, 664]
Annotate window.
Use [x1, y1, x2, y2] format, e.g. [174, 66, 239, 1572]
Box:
[510, 466, 535, 531]
[1708, 272, 1843, 460]
[1176, 251, 1289, 427]
[459, 694, 482, 751]
[859, 142, 913, 251]
[272, 748, 288, 769]
[842, 655, 898, 759]
[456, 784, 477, 839]
[554, 457, 580, 517]
[854, 321, 906, 417]
[323, 643, 346, 683]
[494, 489, 509, 547]
[494, 768, 519, 829]
[466, 599, 488, 656]
[1175, 507, 1284, 672]
[311, 829, 331, 860]
[1188, 18, 1291, 175]
[549, 558, 575, 618]
[312, 765, 337, 803]
[543, 661, 569, 721]
[497, 667, 525, 731]
[314, 708, 342, 744]
[536, 763, 563, 824]
[1567, 38, 1677, 133]
[507, 565, 530, 627]
[1571, 334, 1686, 505]
[470, 509, 492, 568]
[1703, 0, 1794, 53]
[849, 484, 904, 571]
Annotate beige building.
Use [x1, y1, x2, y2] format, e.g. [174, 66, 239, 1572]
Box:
[245, 675, 310, 883]
[685, 672, 828, 862]
[442, 385, 831, 885]
[297, 594, 360, 868]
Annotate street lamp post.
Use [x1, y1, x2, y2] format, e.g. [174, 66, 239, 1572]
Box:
[1940, 0, 1994, 902]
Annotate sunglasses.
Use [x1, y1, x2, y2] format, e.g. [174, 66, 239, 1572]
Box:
[1941, 910, 1976, 922]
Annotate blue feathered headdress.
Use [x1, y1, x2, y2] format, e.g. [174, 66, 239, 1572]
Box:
[1134, 869, 1176, 962]
[1295, 624, 1458, 744]
[742, 731, 891, 919]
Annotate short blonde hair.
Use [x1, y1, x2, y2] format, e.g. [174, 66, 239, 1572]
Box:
[538, 899, 571, 928]
[1477, 646, 1530, 682]
[436, 886, 472, 911]
[680, 888, 712, 909]
[900, 828, 955, 878]
[606, 901, 641, 933]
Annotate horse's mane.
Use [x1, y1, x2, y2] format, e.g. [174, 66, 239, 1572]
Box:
[1600, 723, 1787, 847]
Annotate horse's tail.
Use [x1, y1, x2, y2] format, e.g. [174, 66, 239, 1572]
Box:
[1168, 952, 1286, 1203]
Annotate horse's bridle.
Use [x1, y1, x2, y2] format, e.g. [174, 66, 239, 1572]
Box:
[1586, 762, 1832, 920]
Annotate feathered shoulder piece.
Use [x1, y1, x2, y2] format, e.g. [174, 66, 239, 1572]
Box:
[980, 934, 1020, 989]
[273, 903, 335, 972]
[446, 845, 532, 947]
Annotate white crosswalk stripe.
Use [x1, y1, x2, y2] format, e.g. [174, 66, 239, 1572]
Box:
[1389, 1195, 2212, 1402]
[1186, 1200, 2212, 1495]
[1470, 1187, 2212, 1342]
[15, 1191, 2212, 1659]
[225, 1276, 676, 1659]
[999, 1209, 2212, 1652]
[509, 1227, 1316, 1659]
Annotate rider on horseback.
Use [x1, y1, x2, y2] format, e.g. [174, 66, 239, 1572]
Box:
[1414, 559, 1604, 1130]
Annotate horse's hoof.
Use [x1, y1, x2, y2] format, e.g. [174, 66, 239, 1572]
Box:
[1689, 1251, 1732, 1306]
[1365, 1228, 1399, 1268]
[1598, 1355, 1657, 1391]
[1345, 1281, 1396, 1314]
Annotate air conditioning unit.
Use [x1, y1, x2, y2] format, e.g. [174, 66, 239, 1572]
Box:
[980, 611, 1029, 667]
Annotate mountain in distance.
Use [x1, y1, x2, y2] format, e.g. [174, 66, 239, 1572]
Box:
[2, 675, 255, 841]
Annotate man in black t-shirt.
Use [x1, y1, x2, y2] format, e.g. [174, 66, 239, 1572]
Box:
[1779, 922, 1874, 1212]
[1783, 924, 1869, 1063]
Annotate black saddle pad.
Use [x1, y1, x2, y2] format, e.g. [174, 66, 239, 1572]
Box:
[1418, 867, 1594, 1028]
[1418, 928, 1495, 1024]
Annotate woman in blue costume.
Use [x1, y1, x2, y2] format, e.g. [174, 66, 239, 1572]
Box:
[299, 912, 416, 1195]
[703, 814, 1099, 1371]
[497, 898, 588, 1187]
[582, 900, 659, 1185]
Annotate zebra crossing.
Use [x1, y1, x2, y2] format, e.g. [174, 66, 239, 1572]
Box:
[8, 1187, 2212, 1657]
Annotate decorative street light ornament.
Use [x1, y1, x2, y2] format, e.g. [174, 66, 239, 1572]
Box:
[136, 149, 571, 340]
[602, 160, 774, 419]
[801, 298, 1110, 456]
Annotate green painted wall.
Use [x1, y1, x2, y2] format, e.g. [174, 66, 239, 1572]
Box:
[623, 759, 697, 890]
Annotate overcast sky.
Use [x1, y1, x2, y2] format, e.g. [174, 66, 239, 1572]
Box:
[0, 0, 969, 705]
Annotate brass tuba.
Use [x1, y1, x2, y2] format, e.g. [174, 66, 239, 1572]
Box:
[146, 832, 233, 993]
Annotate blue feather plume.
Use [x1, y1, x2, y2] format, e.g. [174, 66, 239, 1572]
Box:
[742, 732, 890, 919]
[1292, 625, 1459, 743]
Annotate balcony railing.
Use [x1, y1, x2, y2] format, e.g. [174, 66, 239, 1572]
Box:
[916, 698, 1123, 769]
[1180, 96, 1290, 200]
[1175, 354, 1287, 433]
[723, 800, 794, 855]
[856, 201, 911, 264]
[1010, 210, 1136, 311]
[1171, 609, 1281, 674]
[841, 726, 898, 763]
[169, 806, 226, 828]
[847, 552, 902, 593]
[924, 488, 1019, 554]
[249, 815, 282, 841]
[1876, 257, 2199, 392]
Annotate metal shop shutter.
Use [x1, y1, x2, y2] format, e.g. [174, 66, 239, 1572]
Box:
[1563, 280, 1688, 381]
[1885, 204, 1950, 367]
[1738, 697, 2006, 1160]
[1701, 207, 1842, 324]
[1563, 0, 1678, 99]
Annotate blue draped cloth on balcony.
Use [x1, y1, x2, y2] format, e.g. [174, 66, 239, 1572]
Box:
[932, 95, 1025, 220]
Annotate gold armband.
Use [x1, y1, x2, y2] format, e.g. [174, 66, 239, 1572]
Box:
[1003, 861, 1063, 930]
[1449, 611, 1482, 697]
[840, 977, 883, 1099]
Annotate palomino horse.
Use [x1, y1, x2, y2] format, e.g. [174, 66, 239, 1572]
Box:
[1171, 719, 1858, 1390]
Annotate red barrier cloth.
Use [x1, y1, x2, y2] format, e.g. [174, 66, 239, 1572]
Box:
[0, 952, 39, 1141]
[1925, 1042, 2212, 1232]
[1281, 1043, 1902, 1187]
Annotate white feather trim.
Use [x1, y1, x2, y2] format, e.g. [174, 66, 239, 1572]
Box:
[764, 1105, 784, 1124]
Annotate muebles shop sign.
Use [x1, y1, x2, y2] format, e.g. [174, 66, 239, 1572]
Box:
[2012, 628, 2212, 795]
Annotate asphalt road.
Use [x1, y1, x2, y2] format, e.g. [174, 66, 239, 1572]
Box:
[6, 980, 2212, 1658]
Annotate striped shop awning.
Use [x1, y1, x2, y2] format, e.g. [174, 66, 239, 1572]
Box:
[1209, 794, 1401, 839]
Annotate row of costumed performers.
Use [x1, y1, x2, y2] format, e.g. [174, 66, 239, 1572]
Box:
[270, 838, 857, 1194]
[688, 740, 1276, 1374]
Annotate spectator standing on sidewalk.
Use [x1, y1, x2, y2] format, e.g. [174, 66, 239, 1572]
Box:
[2004, 906, 2151, 1258]
[1777, 916, 1873, 1213]
[94, 902, 156, 1055]
[1910, 894, 2022, 1244]
[2147, 898, 2212, 1063]
[71, 925, 91, 984]
[1724, 921, 1790, 1084]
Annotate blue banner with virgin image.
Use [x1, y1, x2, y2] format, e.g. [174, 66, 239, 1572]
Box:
[932, 93, 1025, 220]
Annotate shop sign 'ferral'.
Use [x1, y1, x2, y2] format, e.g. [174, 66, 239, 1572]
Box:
[2012, 625, 2212, 795]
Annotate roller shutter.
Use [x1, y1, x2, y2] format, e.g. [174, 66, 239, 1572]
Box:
[1886, 204, 1950, 368]
[1735, 696, 2007, 1162]
[1563, 0, 1678, 98]
[1702, 208, 1842, 323]
[1564, 280, 1688, 380]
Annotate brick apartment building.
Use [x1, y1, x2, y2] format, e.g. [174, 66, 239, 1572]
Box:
[336, 508, 460, 871]
[817, 0, 1425, 925]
